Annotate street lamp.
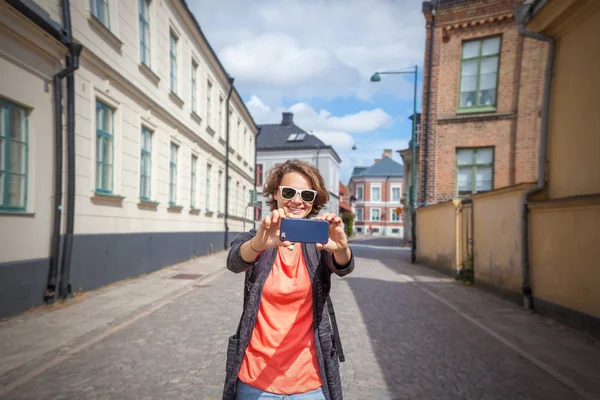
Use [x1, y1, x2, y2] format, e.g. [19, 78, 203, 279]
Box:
[370, 66, 418, 263]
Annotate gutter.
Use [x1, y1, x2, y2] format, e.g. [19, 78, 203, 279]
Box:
[422, 0, 435, 205]
[57, 0, 83, 300]
[224, 77, 235, 250]
[6, 0, 82, 303]
[516, 8, 555, 310]
[253, 127, 262, 230]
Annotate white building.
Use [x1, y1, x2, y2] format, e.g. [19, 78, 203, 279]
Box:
[0, 0, 256, 319]
[255, 112, 341, 220]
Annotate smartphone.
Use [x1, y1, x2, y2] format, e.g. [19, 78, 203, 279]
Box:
[279, 218, 329, 245]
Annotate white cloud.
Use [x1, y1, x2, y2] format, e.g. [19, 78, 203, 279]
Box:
[246, 96, 392, 134]
[188, 0, 425, 102]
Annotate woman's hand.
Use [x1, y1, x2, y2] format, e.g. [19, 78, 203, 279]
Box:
[251, 208, 292, 251]
[315, 213, 348, 253]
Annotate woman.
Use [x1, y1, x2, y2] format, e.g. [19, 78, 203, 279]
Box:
[222, 160, 354, 400]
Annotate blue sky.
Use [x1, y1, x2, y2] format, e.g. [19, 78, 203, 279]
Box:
[189, 0, 425, 184]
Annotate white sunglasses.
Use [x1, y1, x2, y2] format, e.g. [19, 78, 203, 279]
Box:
[278, 185, 318, 203]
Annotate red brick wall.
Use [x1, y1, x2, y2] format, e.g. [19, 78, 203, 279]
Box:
[419, 0, 546, 204]
[350, 177, 404, 228]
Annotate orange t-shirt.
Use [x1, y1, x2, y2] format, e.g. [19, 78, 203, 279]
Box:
[238, 247, 322, 394]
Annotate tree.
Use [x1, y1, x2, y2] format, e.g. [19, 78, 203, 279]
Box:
[342, 212, 354, 238]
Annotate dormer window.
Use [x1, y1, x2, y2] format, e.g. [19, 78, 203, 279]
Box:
[287, 133, 306, 142]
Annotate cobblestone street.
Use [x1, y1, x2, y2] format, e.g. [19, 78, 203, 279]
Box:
[1, 243, 600, 399]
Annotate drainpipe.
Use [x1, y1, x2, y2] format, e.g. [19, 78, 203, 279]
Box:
[224, 77, 235, 250]
[57, 0, 83, 300]
[46, 57, 78, 302]
[253, 127, 261, 230]
[6, 0, 81, 303]
[421, 1, 435, 205]
[517, 17, 555, 311]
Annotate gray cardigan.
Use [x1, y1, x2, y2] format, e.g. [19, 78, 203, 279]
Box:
[222, 229, 355, 400]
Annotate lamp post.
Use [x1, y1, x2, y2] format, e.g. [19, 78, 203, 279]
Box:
[370, 66, 418, 263]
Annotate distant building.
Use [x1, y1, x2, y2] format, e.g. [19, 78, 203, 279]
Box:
[255, 112, 341, 219]
[398, 113, 421, 243]
[349, 150, 404, 236]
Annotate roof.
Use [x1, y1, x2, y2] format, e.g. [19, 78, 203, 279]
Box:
[257, 120, 342, 163]
[351, 167, 368, 177]
[351, 157, 404, 178]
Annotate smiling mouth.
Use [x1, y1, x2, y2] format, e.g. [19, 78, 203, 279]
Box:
[287, 207, 305, 216]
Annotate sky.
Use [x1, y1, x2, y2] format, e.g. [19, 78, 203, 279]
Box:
[188, 0, 426, 184]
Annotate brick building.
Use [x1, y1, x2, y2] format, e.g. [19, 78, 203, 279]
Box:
[417, 0, 548, 205]
[349, 150, 404, 236]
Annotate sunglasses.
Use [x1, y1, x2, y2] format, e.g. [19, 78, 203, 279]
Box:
[278, 186, 318, 203]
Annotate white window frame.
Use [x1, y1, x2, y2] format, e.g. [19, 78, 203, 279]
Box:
[356, 184, 364, 201]
[391, 185, 402, 203]
[371, 184, 381, 202]
[371, 207, 381, 222]
[356, 208, 363, 221]
[391, 208, 401, 222]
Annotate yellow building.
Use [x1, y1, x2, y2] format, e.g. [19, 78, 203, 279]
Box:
[416, 0, 600, 339]
[0, 0, 257, 319]
[520, 0, 600, 337]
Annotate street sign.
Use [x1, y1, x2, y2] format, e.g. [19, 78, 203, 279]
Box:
[395, 207, 403, 215]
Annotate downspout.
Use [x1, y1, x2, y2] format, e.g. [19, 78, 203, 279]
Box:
[7, 0, 81, 303]
[224, 77, 235, 250]
[517, 18, 555, 310]
[253, 127, 262, 230]
[46, 58, 77, 302]
[422, 1, 435, 205]
[57, 0, 83, 300]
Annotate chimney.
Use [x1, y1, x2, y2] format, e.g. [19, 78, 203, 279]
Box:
[282, 112, 293, 126]
[374, 158, 381, 163]
[382, 149, 392, 159]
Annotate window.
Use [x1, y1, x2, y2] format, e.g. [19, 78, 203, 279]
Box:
[391, 209, 401, 222]
[256, 164, 263, 185]
[243, 129, 247, 160]
[460, 36, 501, 110]
[391, 187, 401, 202]
[218, 170, 223, 213]
[356, 227, 363, 233]
[191, 60, 198, 113]
[254, 201, 262, 221]
[371, 208, 380, 221]
[90, 0, 110, 28]
[356, 208, 363, 221]
[392, 228, 400, 234]
[0, 99, 28, 210]
[371, 186, 381, 201]
[287, 133, 306, 142]
[139, 0, 150, 66]
[457, 147, 494, 197]
[243, 185, 246, 216]
[169, 31, 178, 93]
[205, 163, 211, 211]
[190, 155, 197, 208]
[415, 123, 421, 145]
[236, 119, 241, 151]
[218, 97, 224, 137]
[140, 127, 152, 200]
[236, 181, 240, 216]
[356, 185, 363, 201]
[95, 101, 114, 194]
[206, 80, 213, 126]
[169, 143, 178, 204]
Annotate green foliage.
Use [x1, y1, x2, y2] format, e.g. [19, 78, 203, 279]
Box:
[342, 212, 354, 238]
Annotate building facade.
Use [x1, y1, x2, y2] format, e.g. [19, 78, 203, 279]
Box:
[417, 0, 548, 205]
[0, 0, 256, 319]
[255, 112, 340, 220]
[398, 113, 421, 243]
[349, 150, 404, 236]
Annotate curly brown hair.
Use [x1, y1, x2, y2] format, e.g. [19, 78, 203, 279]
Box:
[263, 160, 329, 219]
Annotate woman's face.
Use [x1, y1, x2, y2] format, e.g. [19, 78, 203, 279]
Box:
[274, 172, 315, 219]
